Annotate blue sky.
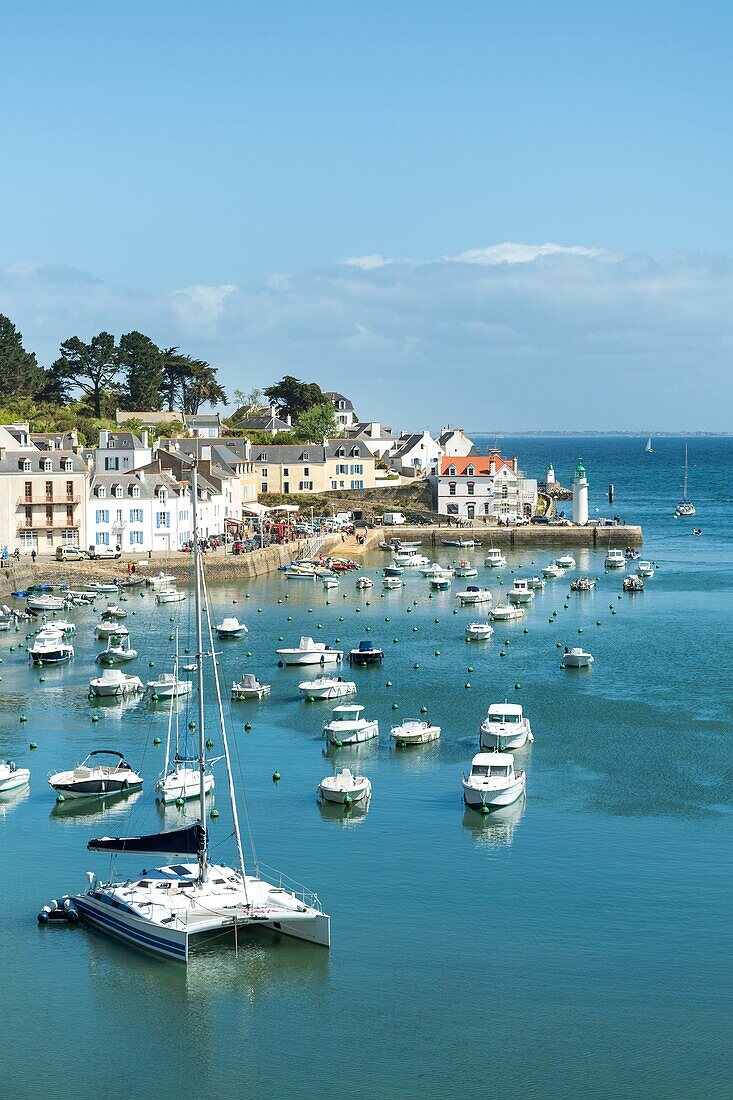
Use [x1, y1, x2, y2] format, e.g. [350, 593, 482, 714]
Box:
[2, 1, 732, 429]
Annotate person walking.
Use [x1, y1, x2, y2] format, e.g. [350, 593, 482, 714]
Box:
[31, 549, 37, 564]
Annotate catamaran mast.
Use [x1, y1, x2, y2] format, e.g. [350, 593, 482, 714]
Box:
[682, 444, 689, 499]
[191, 463, 208, 881]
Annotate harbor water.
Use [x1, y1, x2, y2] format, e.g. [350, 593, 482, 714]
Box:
[1, 435, 731, 1099]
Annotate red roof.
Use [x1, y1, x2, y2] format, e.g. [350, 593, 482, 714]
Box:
[440, 453, 517, 476]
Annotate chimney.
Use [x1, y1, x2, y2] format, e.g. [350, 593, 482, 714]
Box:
[141, 430, 149, 448]
[286, 414, 292, 426]
[138, 469, 145, 483]
[100, 429, 109, 448]
[270, 404, 276, 418]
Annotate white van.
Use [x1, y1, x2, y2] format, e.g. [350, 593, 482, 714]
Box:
[383, 512, 407, 526]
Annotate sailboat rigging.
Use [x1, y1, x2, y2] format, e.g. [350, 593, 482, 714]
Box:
[58, 461, 330, 961]
[155, 628, 215, 804]
[674, 444, 696, 517]
[645, 435, 653, 454]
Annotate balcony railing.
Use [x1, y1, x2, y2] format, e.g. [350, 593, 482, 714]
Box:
[18, 496, 81, 506]
[18, 520, 80, 531]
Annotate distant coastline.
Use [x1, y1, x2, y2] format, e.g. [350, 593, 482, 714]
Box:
[464, 430, 731, 438]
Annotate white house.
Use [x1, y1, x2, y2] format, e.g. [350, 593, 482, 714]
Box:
[345, 421, 399, 459]
[94, 429, 153, 474]
[324, 392, 357, 429]
[183, 413, 223, 438]
[389, 431, 441, 478]
[437, 426, 475, 458]
[86, 469, 192, 553]
[432, 451, 538, 522]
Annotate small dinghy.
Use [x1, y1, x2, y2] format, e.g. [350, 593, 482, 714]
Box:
[95, 621, 130, 641]
[561, 646, 594, 668]
[555, 554, 576, 570]
[0, 760, 30, 793]
[323, 577, 340, 589]
[456, 585, 492, 605]
[462, 752, 525, 811]
[355, 576, 373, 590]
[49, 750, 143, 799]
[146, 571, 175, 588]
[636, 560, 654, 578]
[484, 548, 507, 569]
[490, 603, 525, 622]
[231, 673, 271, 700]
[89, 668, 144, 697]
[317, 767, 371, 805]
[323, 704, 379, 746]
[348, 640, 384, 666]
[277, 636, 343, 666]
[216, 617, 248, 639]
[101, 604, 127, 620]
[623, 574, 644, 593]
[442, 537, 476, 548]
[382, 575, 403, 590]
[479, 703, 534, 750]
[27, 593, 66, 613]
[299, 676, 356, 700]
[97, 633, 137, 664]
[84, 582, 119, 596]
[383, 565, 404, 578]
[147, 672, 193, 698]
[465, 621, 494, 641]
[391, 720, 441, 746]
[44, 618, 76, 635]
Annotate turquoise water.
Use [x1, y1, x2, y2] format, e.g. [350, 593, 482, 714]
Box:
[2, 436, 731, 1100]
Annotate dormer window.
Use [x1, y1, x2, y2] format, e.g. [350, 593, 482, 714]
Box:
[62, 459, 73, 472]
[42, 459, 52, 473]
[114, 486, 123, 498]
[350, 447, 360, 457]
[132, 486, 140, 498]
[302, 451, 309, 460]
[98, 487, 106, 498]
[466, 465, 475, 477]
[336, 447, 345, 458]
[447, 465, 456, 477]
[259, 452, 268, 462]
[22, 459, 31, 473]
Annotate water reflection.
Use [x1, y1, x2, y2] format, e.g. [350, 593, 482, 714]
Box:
[461, 795, 526, 849]
[389, 740, 442, 772]
[50, 789, 143, 822]
[321, 738, 380, 762]
[0, 783, 30, 815]
[317, 798, 370, 827]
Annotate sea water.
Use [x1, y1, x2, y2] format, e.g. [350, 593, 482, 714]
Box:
[1, 435, 731, 1099]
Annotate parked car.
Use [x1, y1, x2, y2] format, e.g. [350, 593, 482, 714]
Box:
[406, 513, 431, 525]
[88, 545, 122, 560]
[531, 515, 549, 525]
[56, 545, 87, 561]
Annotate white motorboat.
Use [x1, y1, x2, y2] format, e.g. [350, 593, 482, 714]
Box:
[465, 620, 494, 641]
[97, 633, 138, 664]
[393, 548, 429, 567]
[674, 444, 696, 517]
[84, 583, 119, 596]
[156, 587, 187, 605]
[541, 563, 564, 578]
[89, 668, 144, 697]
[323, 704, 379, 745]
[29, 628, 74, 664]
[216, 617, 248, 639]
[383, 564, 404, 577]
[419, 562, 453, 578]
[508, 579, 535, 605]
[484, 548, 507, 568]
[382, 575, 403, 590]
[561, 647, 594, 668]
[604, 549, 626, 569]
[527, 576, 545, 591]
[277, 636, 343, 666]
[479, 703, 534, 750]
[555, 555, 576, 570]
[0, 760, 30, 793]
[317, 768, 371, 805]
[27, 593, 66, 613]
[147, 672, 193, 699]
[95, 621, 130, 640]
[49, 750, 143, 799]
[355, 576, 373, 589]
[146, 571, 175, 588]
[43, 618, 76, 635]
[442, 537, 476, 548]
[299, 676, 356, 700]
[50, 463, 330, 963]
[101, 604, 127, 620]
[231, 673, 271, 700]
[348, 641, 384, 666]
[430, 574, 451, 590]
[462, 752, 526, 810]
[570, 577, 595, 592]
[456, 585, 492, 605]
[490, 603, 525, 622]
[323, 577, 340, 589]
[636, 560, 654, 578]
[391, 720, 441, 746]
[156, 766, 215, 804]
[623, 574, 644, 593]
[453, 560, 478, 578]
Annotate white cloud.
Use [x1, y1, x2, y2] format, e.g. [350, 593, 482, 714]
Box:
[1, 245, 732, 430]
[340, 254, 392, 270]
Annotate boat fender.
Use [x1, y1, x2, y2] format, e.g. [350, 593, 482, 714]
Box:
[63, 899, 79, 923]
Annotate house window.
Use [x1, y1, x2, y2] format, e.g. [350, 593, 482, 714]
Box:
[45, 481, 53, 501]
[466, 465, 475, 477]
[24, 481, 32, 501]
[303, 466, 310, 477]
[96, 509, 109, 524]
[283, 483, 290, 495]
[446, 503, 459, 515]
[156, 511, 170, 529]
[331, 480, 337, 490]
[129, 531, 144, 546]
[449, 483, 456, 496]
[20, 531, 36, 549]
[22, 460, 31, 473]
[114, 486, 123, 498]
[350, 479, 363, 490]
[447, 465, 456, 477]
[98, 487, 106, 498]
[261, 483, 268, 493]
[299, 480, 313, 491]
[45, 506, 53, 525]
[283, 468, 289, 477]
[337, 463, 349, 475]
[46, 529, 54, 546]
[63, 459, 72, 472]
[66, 480, 74, 501]
[467, 482, 475, 496]
[104, 457, 120, 471]
[502, 485, 508, 499]
[302, 452, 309, 460]
[66, 506, 74, 523]
[115, 509, 123, 522]
[62, 529, 76, 543]
[484, 502, 492, 514]
[350, 447, 360, 457]
[350, 464, 363, 475]
[42, 459, 52, 472]
[130, 509, 143, 523]
[336, 448, 345, 458]
[96, 532, 110, 545]
[24, 506, 32, 525]
[260, 467, 268, 477]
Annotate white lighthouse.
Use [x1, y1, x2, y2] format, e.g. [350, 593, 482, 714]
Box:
[572, 461, 589, 525]
[545, 462, 556, 487]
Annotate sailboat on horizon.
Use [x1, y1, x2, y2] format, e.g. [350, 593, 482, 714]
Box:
[674, 444, 696, 517]
[51, 463, 330, 962]
[645, 435, 653, 454]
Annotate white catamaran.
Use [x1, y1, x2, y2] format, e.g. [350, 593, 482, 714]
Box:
[57, 464, 330, 962]
[674, 444, 696, 517]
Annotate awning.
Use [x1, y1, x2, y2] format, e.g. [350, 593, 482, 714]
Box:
[241, 502, 270, 516]
[270, 504, 300, 514]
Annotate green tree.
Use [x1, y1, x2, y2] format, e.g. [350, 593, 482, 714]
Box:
[160, 348, 226, 414]
[0, 314, 47, 397]
[231, 387, 267, 418]
[48, 331, 119, 417]
[293, 400, 337, 442]
[117, 331, 163, 409]
[264, 375, 324, 418]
